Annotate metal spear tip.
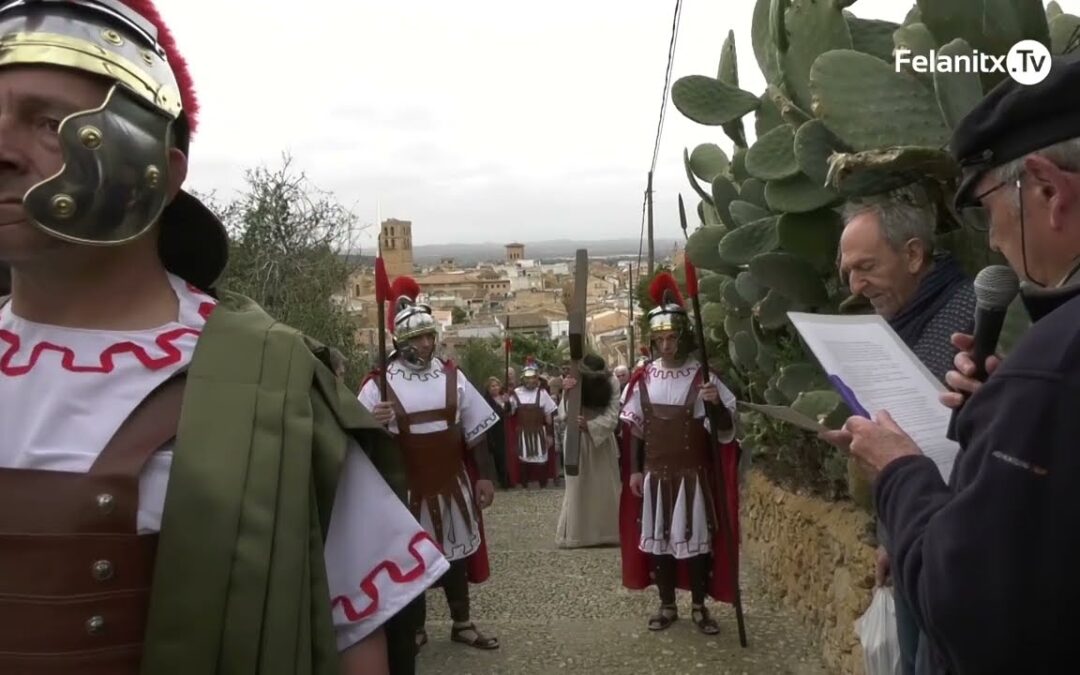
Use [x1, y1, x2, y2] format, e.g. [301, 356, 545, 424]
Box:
[677, 193, 689, 237]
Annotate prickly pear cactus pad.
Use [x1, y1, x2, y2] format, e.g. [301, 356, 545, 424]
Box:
[746, 124, 799, 181]
[689, 144, 731, 183]
[777, 0, 853, 115]
[671, 75, 761, 126]
[809, 50, 951, 151]
[718, 216, 780, 265]
[933, 38, 985, 130]
[916, 0, 1050, 88]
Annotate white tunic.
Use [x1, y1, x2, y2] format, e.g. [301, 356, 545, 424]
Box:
[509, 385, 558, 464]
[0, 273, 448, 649]
[358, 357, 498, 561]
[619, 358, 737, 559]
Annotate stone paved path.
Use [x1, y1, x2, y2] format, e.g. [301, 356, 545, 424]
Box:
[417, 486, 829, 675]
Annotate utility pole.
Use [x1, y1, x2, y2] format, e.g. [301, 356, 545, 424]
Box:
[646, 170, 655, 277]
[627, 263, 635, 364]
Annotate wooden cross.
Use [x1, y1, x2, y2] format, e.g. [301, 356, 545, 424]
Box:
[562, 248, 588, 476]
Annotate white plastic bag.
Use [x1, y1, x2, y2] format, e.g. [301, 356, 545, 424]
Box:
[855, 586, 902, 675]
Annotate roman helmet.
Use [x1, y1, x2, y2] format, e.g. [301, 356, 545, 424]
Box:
[521, 356, 539, 388]
[646, 271, 694, 358]
[0, 0, 228, 290]
[387, 276, 438, 369]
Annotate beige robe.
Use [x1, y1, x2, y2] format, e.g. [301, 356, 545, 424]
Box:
[554, 374, 622, 548]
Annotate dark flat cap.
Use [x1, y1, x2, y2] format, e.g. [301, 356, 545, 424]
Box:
[952, 53, 1080, 210]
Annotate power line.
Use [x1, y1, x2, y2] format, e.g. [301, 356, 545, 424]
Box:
[650, 0, 684, 175]
[636, 0, 684, 277]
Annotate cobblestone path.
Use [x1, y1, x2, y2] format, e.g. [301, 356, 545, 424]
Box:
[417, 486, 829, 675]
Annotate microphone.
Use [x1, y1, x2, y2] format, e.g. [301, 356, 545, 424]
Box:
[971, 265, 1020, 381]
[945, 265, 1019, 443]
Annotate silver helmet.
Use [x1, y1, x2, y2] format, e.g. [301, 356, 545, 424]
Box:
[388, 276, 438, 369]
[646, 271, 688, 335]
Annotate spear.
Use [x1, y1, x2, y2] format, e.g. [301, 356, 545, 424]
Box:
[679, 193, 748, 648]
[374, 253, 391, 401]
[504, 313, 511, 392]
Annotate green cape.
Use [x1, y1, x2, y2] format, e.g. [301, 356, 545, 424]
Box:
[140, 290, 417, 674]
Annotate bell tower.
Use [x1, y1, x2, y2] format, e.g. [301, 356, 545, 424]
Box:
[379, 218, 414, 279]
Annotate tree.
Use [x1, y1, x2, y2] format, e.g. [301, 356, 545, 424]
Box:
[451, 306, 469, 325]
[456, 338, 505, 391]
[199, 154, 371, 388]
[508, 332, 568, 374]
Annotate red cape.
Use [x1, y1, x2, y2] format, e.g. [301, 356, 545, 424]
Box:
[616, 367, 741, 604]
[360, 363, 491, 584]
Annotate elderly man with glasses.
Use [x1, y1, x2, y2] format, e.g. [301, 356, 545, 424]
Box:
[837, 55, 1080, 675]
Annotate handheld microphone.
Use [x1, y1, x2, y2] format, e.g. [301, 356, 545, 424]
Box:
[946, 265, 1019, 443]
[971, 265, 1020, 381]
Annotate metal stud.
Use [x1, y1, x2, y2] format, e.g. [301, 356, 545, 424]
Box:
[101, 29, 123, 46]
[91, 560, 114, 581]
[86, 615, 105, 634]
[140, 50, 154, 65]
[51, 194, 75, 219]
[78, 125, 102, 149]
[144, 165, 160, 188]
[95, 493, 115, 513]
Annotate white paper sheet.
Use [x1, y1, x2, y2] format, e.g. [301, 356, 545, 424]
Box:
[738, 401, 827, 433]
[787, 312, 959, 481]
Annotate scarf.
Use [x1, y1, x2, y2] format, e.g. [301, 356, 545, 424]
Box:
[889, 253, 968, 347]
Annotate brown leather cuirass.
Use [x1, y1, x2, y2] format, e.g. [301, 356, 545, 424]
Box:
[640, 368, 717, 538]
[388, 364, 474, 542]
[513, 389, 548, 461]
[0, 376, 185, 674]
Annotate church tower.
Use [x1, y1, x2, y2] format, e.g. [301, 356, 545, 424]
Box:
[380, 218, 414, 279]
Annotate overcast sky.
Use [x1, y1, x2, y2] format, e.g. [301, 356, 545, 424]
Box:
[161, 0, 1074, 250]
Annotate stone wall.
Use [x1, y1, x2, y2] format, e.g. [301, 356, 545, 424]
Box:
[742, 469, 877, 674]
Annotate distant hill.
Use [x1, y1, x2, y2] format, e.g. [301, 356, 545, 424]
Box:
[407, 238, 681, 265]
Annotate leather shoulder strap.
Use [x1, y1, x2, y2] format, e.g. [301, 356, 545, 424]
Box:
[682, 367, 705, 408]
[90, 372, 187, 477]
[639, 371, 652, 411]
[443, 361, 458, 424]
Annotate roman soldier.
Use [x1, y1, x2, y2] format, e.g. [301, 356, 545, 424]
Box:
[617, 272, 741, 635]
[0, 2, 447, 673]
[359, 276, 502, 652]
[506, 356, 559, 488]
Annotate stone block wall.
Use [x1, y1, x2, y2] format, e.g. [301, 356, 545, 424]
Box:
[742, 470, 877, 674]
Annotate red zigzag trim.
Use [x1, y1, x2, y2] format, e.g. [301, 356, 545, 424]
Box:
[0, 326, 202, 375]
[331, 531, 437, 621]
[0, 286, 217, 376]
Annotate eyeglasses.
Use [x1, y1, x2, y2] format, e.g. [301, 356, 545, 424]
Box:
[959, 179, 1016, 232]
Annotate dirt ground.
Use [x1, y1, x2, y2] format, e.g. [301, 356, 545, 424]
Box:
[417, 486, 829, 675]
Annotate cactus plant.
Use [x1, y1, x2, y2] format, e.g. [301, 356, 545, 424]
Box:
[670, 0, 1054, 501]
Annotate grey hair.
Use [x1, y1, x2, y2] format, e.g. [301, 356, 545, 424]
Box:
[993, 137, 1080, 207]
[840, 185, 938, 254]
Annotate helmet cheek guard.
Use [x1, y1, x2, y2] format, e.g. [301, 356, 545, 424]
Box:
[25, 84, 173, 245]
[0, 0, 230, 291]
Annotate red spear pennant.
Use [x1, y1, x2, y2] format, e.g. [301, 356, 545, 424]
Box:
[679, 193, 748, 648]
[374, 256, 391, 401]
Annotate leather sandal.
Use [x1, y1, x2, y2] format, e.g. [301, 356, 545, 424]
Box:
[691, 605, 720, 635]
[450, 622, 500, 650]
[647, 604, 678, 631]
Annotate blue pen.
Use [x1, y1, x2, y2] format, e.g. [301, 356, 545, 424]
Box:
[828, 374, 871, 419]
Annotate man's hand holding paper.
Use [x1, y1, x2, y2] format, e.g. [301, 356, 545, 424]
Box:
[844, 410, 923, 481]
